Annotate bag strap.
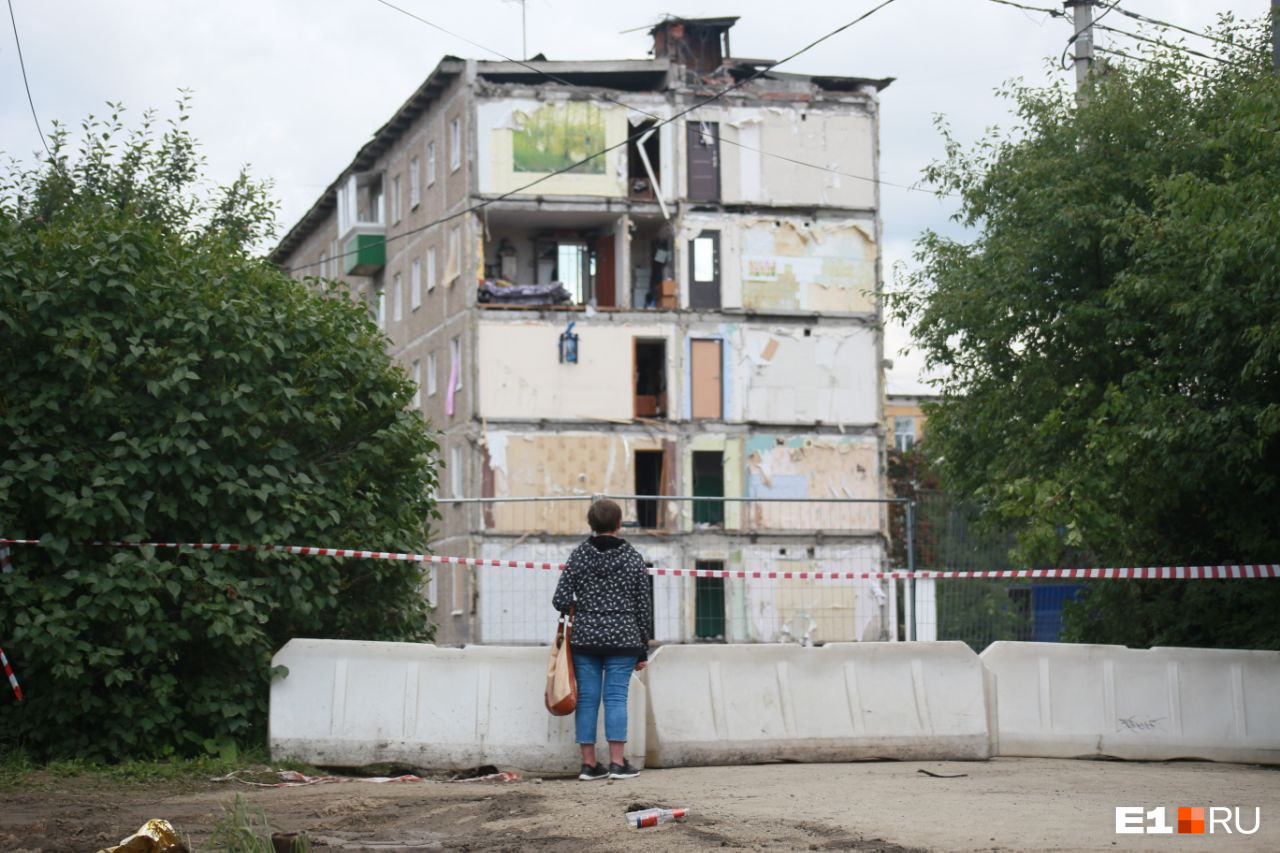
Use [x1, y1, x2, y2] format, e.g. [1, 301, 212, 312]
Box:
[557, 606, 574, 644]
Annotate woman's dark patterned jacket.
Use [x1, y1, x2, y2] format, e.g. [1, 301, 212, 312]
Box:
[552, 535, 654, 660]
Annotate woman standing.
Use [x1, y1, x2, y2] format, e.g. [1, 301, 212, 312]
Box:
[552, 499, 653, 781]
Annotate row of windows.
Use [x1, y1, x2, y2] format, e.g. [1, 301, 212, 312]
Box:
[389, 117, 462, 225]
[378, 249, 438, 322]
[406, 337, 464, 413]
[371, 224, 462, 327]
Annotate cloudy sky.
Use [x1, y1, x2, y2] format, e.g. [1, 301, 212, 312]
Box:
[1, 0, 1263, 392]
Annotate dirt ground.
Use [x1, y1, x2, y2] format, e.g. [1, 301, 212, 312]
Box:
[2, 758, 1278, 852]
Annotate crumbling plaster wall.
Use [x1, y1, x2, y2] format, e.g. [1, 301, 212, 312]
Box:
[480, 431, 672, 534]
[684, 105, 875, 209]
[477, 320, 674, 421]
[679, 212, 877, 315]
[477, 317, 876, 426]
[729, 325, 879, 426]
[744, 434, 881, 527]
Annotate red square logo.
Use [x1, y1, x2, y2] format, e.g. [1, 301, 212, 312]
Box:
[1178, 807, 1205, 834]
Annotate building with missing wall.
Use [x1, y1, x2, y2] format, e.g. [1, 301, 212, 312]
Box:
[271, 17, 894, 646]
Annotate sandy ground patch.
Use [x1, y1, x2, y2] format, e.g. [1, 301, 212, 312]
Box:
[1, 758, 1277, 851]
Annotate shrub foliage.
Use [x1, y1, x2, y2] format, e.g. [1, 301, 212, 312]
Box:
[0, 103, 439, 759]
[893, 18, 1280, 647]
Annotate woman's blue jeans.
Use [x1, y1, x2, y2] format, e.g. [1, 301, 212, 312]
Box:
[572, 651, 638, 744]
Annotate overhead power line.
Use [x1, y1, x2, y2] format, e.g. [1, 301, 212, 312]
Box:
[286, 0, 904, 274]
[986, 0, 1257, 74]
[1093, 45, 1215, 79]
[6, 0, 51, 158]
[985, 0, 1063, 19]
[1093, 21, 1253, 69]
[1109, 5, 1252, 50]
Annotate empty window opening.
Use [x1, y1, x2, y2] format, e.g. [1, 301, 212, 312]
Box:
[690, 339, 723, 419]
[627, 120, 661, 201]
[556, 243, 588, 303]
[634, 339, 667, 418]
[630, 224, 673, 309]
[688, 230, 721, 309]
[692, 451, 725, 526]
[695, 567, 726, 640]
[634, 450, 664, 529]
[530, 238, 594, 304]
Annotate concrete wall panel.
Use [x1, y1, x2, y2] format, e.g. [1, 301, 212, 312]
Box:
[982, 642, 1280, 764]
[738, 328, 878, 425]
[644, 642, 993, 767]
[478, 321, 674, 421]
[745, 434, 880, 509]
[740, 219, 876, 314]
[270, 640, 645, 773]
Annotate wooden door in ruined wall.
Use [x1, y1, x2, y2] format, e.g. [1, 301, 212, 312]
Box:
[686, 121, 720, 202]
[690, 339, 723, 419]
[595, 233, 616, 307]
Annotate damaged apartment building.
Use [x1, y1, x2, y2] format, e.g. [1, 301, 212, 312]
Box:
[271, 17, 893, 646]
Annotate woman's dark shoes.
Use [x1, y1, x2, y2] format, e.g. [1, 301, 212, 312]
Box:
[608, 761, 640, 780]
[578, 762, 609, 781]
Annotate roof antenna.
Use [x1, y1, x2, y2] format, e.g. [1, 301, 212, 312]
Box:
[503, 0, 528, 60]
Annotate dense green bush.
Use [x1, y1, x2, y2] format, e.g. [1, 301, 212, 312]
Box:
[0, 102, 439, 760]
[893, 18, 1280, 647]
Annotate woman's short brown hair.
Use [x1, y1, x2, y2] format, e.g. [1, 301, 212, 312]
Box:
[587, 499, 623, 533]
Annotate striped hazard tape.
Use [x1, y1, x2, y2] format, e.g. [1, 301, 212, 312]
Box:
[0, 538, 1277, 580]
[1, 646, 22, 702]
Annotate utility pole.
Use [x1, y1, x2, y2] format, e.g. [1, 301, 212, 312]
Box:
[1272, 0, 1279, 71]
[1065, 0, 1095, 92]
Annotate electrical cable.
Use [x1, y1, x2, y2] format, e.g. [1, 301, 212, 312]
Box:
[985, 0, 1063, 20]
[1109, 5, 1254, 50]
[1060, 0, 1122, 71]
[6, 0, 51, 158]
[1093, 45, 1215, 79]
[286, 0, 903, 274]
[1091, 22, 1254, 69]
[987, 0, 1258, 74]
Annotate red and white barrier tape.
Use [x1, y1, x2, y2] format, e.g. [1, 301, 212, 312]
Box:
[1, 646, 22, 702]
[1, 538, 1276, 580]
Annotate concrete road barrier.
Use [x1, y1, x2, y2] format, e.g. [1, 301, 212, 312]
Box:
[642, 641, 995, 767]
[269, 639, 645, 773]
[981, 642, 1280, 764]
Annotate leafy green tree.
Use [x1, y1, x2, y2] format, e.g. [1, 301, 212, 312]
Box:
[893, 18, 1280, 648]
[0, 102, 439, 760]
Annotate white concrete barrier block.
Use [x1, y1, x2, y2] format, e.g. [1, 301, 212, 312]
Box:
[643, 641, 993, 767]
[269, 639, 645, 773]
[981, 642, 1280, 764]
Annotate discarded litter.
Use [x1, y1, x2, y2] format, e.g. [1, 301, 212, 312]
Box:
[213, 769, 428, 787]
[97, 818, 188, 853]
[454, 770, 521, 783]
[626, 807, 690, 828]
